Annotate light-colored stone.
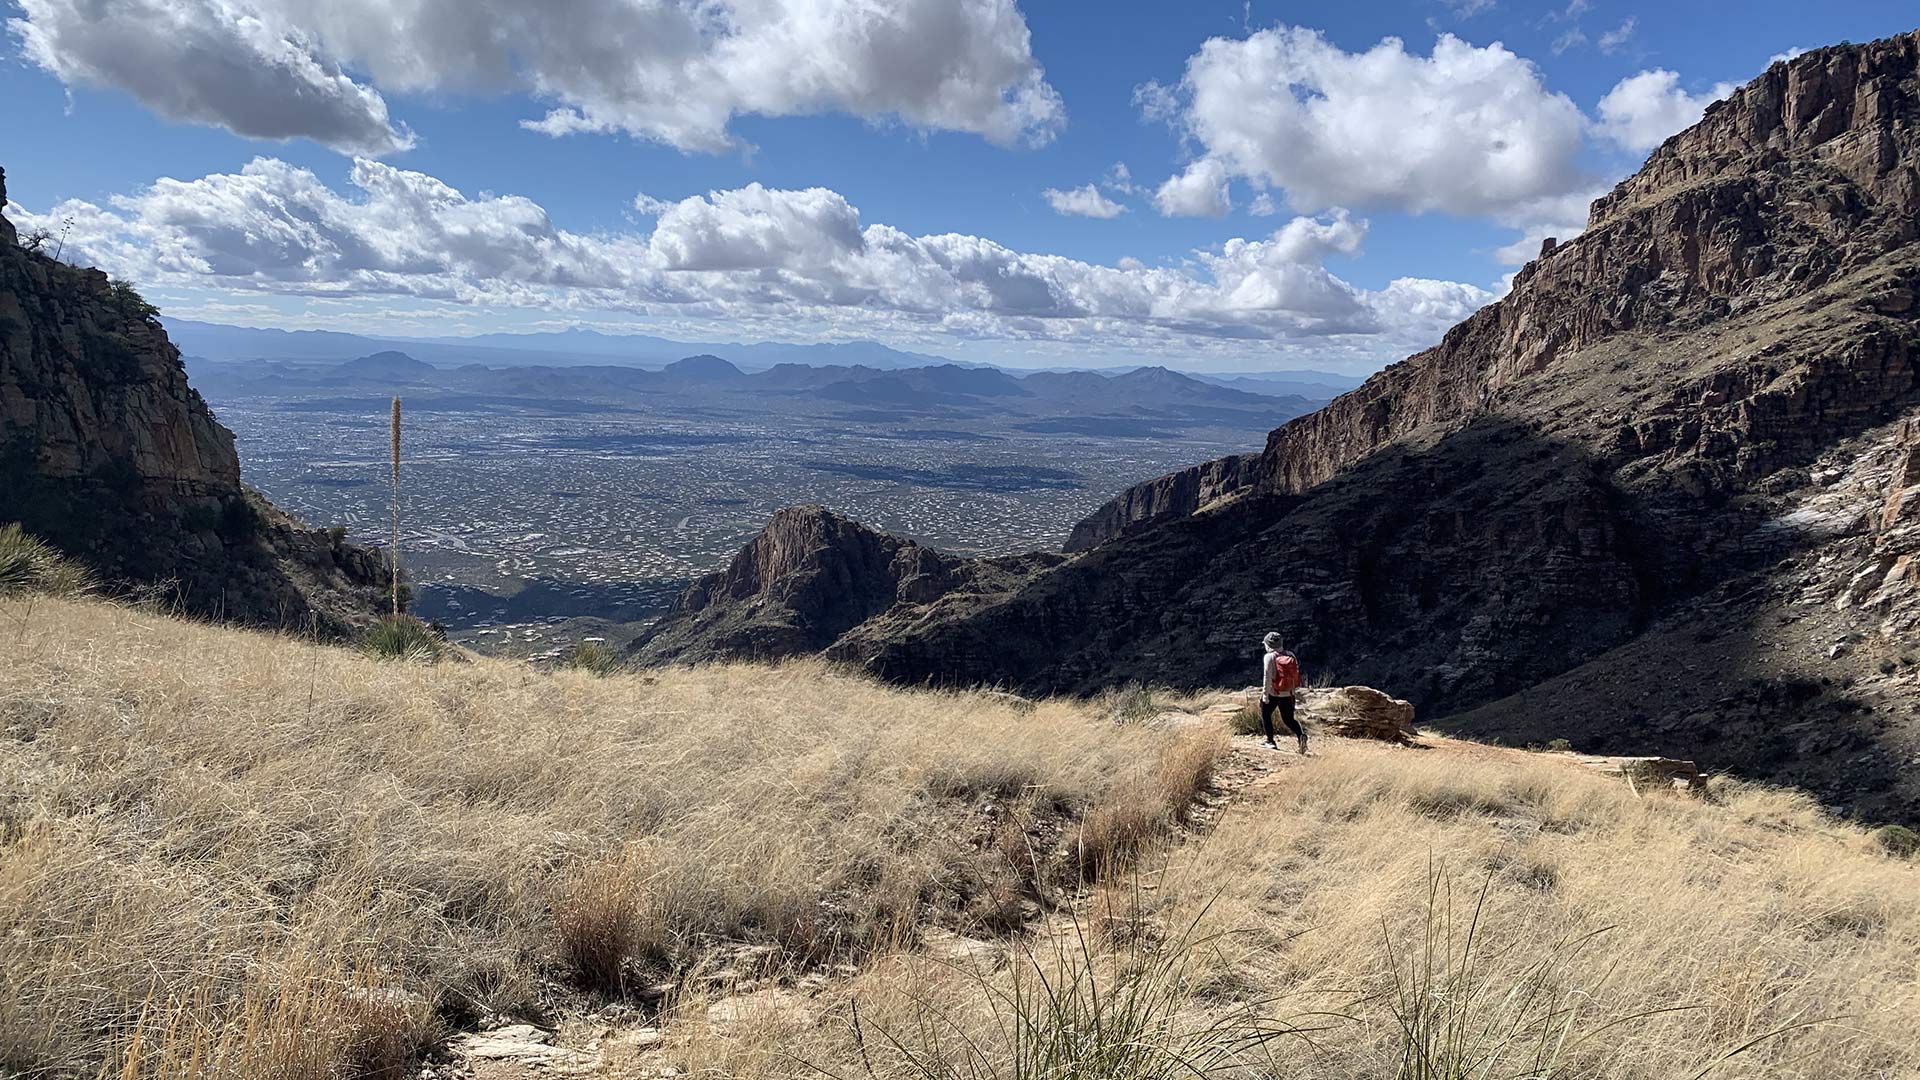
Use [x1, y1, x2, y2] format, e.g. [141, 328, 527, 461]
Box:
[1306, 686, 1417, 742]
[1575, 755, 1703, 791]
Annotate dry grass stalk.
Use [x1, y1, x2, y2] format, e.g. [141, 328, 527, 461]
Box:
[388, 396, 402, 616]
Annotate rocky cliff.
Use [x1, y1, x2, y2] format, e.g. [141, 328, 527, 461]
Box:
[632, 34, 1920, 818]
[0, 167, 392, 634]
[1069, 33, 1920, 549]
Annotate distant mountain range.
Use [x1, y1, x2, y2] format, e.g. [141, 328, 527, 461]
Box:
[185, 348, 1315, 432]
[163, 319, 1363, 400]
[165, 319, 969, 372]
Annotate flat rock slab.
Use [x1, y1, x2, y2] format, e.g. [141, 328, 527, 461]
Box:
[456, 1025, 597, 1073]
[1575, 754, 1704, 790]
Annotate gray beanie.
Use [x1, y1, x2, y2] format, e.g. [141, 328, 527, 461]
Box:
[1262, 632, 1283, 650]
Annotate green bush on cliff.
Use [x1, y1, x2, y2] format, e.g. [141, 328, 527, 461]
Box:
[107, 278, 159, 321]
[0, 524, 95, 598]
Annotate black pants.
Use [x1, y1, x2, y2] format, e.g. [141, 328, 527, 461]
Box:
[1259, 695, 1305, 744]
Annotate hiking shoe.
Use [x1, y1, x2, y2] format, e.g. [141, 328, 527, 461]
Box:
[1263, 740, 1280, 750]
[1296, 741, 1311, 756]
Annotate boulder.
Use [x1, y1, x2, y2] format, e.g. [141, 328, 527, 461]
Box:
[1304, 686, 1417, 742]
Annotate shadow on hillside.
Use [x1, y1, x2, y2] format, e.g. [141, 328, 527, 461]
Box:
[850, 411, 1920, 818]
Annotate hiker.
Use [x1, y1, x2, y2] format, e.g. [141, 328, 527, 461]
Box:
[1259, 632, 1308, 754]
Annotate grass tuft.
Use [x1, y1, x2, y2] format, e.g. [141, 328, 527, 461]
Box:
[0, 524, 94, 598]
[1870, 823, 1919, 859]
[95, 955, 436, 1080]
[1098, 681, 1161, 724]
[553, 845, 664, 993]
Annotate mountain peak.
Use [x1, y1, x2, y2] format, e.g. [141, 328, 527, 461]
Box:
[663, 354, 745, 379]
[338, 350, 434, 376]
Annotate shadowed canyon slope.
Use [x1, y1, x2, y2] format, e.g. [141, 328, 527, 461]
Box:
[0, 169, 392, 634]
[633, 33, 1920, 818]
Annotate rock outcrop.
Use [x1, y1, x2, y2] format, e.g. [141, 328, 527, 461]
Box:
[0, 167, 391, 634]
[634, 34, 1920, 818]
[631, 506, 1061, 663]
[1308, 686, 1418, 743]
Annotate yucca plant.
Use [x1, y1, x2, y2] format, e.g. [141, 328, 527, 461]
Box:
[357, 615, 443, 663]
[825, 900, 1337, 1079]
[388, 396, 403, 617]
[561, 640, 622, 676]
[0, 524, 95, 598]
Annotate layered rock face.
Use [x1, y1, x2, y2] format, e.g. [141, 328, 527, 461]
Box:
[1062, 453, 1260, 553]
[0, 168, 391, 634]
[637, 34, 1920, 817]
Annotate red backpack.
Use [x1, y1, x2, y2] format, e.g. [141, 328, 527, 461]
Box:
[1270, 653, 1301, 694]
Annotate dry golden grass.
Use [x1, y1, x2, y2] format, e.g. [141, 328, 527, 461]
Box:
[7, 594, 1918, 1080]
[0, 596, 1190, 1076]
[671, 735, 1920, 1080]
[1152, 737, 1920, 1076]
[1097, 740, 1920, 1079]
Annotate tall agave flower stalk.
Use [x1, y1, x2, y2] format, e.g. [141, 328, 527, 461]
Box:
[389, 397, 402, 616]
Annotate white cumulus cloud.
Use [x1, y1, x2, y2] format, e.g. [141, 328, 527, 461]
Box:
[1142, 26, 1591, 219]
[11, 159, 1497, 361]
[9, 0, 413, 155]
[1154, 158, 1233, 218]
[1042, 184, 1127, 219]
[8, 0, 1064, 154]
[1596, 69, 1738, 154]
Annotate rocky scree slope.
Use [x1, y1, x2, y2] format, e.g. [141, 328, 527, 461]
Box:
[0, 168, 391, 634]
[632, 35, 1920, 818]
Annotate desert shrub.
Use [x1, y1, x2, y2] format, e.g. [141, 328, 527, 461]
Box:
[356, 615, 443, 662]
[1100, 681, 1160, 724]
[107, 278, 159, 321]
[0, 524, 94, 598]
[1871, 824, 1920, 859]
[216, 496, 261, 544]
[1545, 737, 1574, 753]
[554, 846, 663, 993]
[560, 640, 622, 676]
[1228, 704, 1261, 736]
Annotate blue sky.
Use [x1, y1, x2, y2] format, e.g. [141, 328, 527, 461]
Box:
[5, 1, 1916, 372]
